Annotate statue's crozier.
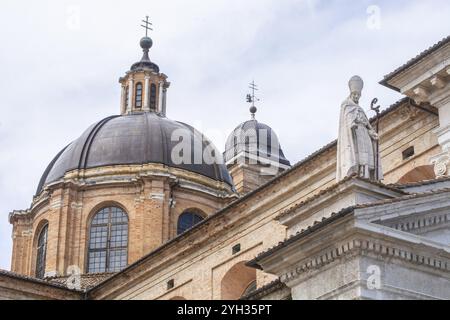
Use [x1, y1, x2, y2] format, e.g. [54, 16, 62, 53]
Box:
[336, 76, 383, 181]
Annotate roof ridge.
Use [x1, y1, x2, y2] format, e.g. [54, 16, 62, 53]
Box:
[239, 278, 285, 300]
[0, 269, 84, 293]
[247, 206, 356, 268]
[276, 175, 407, 220]
[389, 175, 450, 188]
[380, 35, 450, 85]
[353, 187, 450, 209]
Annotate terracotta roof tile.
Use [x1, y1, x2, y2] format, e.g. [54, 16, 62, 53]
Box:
[0, 269, 83, 293]
[47, 272, 115, 290]
[247, 206, 356, 268]
[240, 278, 287, 300]
[389, 176, 450, 189]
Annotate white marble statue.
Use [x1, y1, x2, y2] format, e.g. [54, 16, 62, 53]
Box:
[336, 76, 383, 181]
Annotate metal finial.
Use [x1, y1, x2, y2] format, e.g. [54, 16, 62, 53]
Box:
[246, 81, 260, 119]
[141, 16, 153, 37]
[370, 98, 381, 115]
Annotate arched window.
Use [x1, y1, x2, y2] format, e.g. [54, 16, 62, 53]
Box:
[87, 207, 128, 273]
[177, 211, 204, 235]
[135, 83, 143, 108]
[150, 83, 157, 111]
[35, 224, 48, 279]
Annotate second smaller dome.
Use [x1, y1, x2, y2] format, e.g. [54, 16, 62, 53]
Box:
[224, 119, 291, 167]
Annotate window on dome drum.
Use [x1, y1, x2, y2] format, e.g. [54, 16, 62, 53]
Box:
[87, 207, 128, 273]
[150, 83, 157, 111]
[35, 224, 48, 279]
[135, 83, 143, 108]
[177, 211, 204, 235]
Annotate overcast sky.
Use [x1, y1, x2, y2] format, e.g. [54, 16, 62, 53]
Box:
[1, 0, 449, 271]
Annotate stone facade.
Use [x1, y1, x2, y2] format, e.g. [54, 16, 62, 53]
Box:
[227, 163, 276, 194]
[2, 35, 450, 300]
[249, 179, 450, 300]
[83, 100, 442, 300]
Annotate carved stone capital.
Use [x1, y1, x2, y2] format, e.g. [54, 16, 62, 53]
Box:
[430, 152, 450, 177]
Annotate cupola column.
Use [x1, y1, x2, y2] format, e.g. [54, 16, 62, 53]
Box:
[162, 82, 170, 117]
[120, 83, 127, 115]
[127, 77, 134, 114]
[144, 75, 151, 112]
[158, 80, 163, 114]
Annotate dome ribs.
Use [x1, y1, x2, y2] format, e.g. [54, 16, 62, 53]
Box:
[78, 116, 120, 171]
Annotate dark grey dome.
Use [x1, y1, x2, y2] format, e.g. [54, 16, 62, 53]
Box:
[36, 112, 233, 195]
[224, 120, 290, 166]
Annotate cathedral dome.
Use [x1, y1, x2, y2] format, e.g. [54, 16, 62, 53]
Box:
[224, 119, 291, 167]
[36, 112, 233, 194]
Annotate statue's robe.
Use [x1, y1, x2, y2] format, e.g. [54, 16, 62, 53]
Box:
[336, 97, 383, 181]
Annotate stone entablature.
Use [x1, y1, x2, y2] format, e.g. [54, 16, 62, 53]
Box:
[380, 36, 450, 97]
[379, 211, 449, 237]
[381, 36, 450, 178]
[276, 176, 406, 236]
[248, 185, 450, 300]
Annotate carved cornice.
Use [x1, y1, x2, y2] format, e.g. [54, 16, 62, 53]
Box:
[12, 163, 237, 224]
[380, 212, 450, 234]
[8, 209, 31, 224]
[280, 238, 450, 285]
[32, 163, 235, 205]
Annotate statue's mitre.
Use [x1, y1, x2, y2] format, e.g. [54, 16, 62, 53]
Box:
[348, 75, 364, 93]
